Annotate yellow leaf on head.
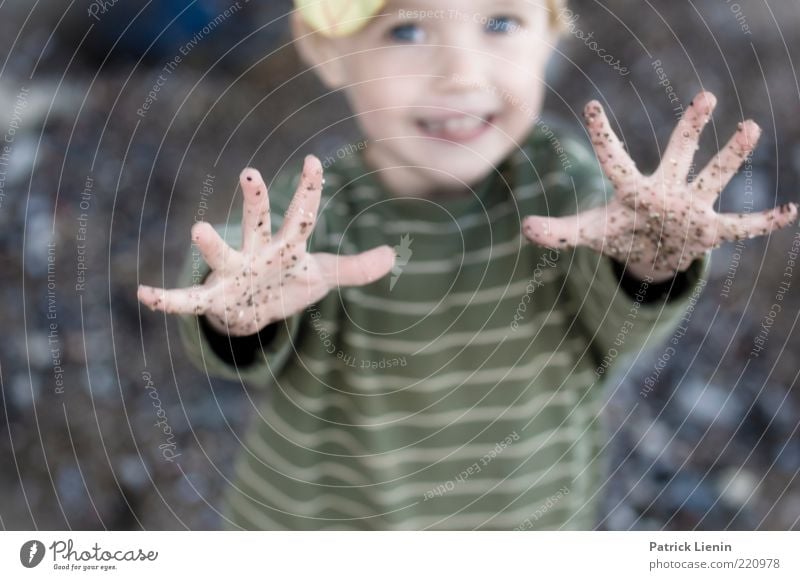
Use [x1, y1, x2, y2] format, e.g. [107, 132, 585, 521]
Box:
[295, 0, 386, 37]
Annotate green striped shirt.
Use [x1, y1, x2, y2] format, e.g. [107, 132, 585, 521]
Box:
[177, 123, 708, 530]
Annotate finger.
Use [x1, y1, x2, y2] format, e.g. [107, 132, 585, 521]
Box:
[137, 284, 209, 315]
[715, 203, 799, 243]
[191, 221, 239, 272]
[277, 155, 323, 243]
[657, 91, 717, 185]
[584, 100, 638, 190]
[693, 120, 761, 203]
[522, 206, 611, 250]
[239, 167, 272, 253]
[315, 246, 395, 288]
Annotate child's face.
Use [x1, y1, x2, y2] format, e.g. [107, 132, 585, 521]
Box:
[305, 0, 556, 196]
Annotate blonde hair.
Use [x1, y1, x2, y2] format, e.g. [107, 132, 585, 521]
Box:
[547, 0, 567, 32]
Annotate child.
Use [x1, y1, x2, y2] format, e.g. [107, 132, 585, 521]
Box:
[138, 0, 797, 530]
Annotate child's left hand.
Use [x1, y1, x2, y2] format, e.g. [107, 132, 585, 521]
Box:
[522, 91, 798, 283]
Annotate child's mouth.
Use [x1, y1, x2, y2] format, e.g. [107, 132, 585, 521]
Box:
[416, 113, 496, 142]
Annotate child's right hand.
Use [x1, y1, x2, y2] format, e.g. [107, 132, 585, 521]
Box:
[137, 155, 395, 336]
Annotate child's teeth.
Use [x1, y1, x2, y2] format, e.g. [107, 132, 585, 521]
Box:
[427, 116, 485, 134]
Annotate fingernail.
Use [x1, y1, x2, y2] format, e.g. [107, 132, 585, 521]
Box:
[240, 168, 257, 182]
[696, 91, 717, 113]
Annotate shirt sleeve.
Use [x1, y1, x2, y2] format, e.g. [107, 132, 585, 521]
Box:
[174, 167, 321, 388]
[565, 245, 709, 369]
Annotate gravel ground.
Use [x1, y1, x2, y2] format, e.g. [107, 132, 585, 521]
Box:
[0, 0, 799, 530]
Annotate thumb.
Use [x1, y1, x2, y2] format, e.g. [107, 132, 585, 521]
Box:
[523, 206, 611, 250]
[316, 245, 396, 288]
[523, 215, 579, 249]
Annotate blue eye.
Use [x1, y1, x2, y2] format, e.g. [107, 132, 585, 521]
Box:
[389, 23, 426, 43]
[485, 15, 522, 35]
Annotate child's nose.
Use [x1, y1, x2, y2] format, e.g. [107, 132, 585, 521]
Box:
[434, 46, 492, 93]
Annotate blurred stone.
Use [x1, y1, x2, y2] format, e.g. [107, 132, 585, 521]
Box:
[56, 466, 87, 508]
[10, 373, 39, 407]
[716, 467, 760, 508]
[676, 380, 744, 428]
[117, 455, 149, 490]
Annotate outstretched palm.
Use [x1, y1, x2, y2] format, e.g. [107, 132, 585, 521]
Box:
[138, 155, 395, 336]
[523, 92, 798, 282]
